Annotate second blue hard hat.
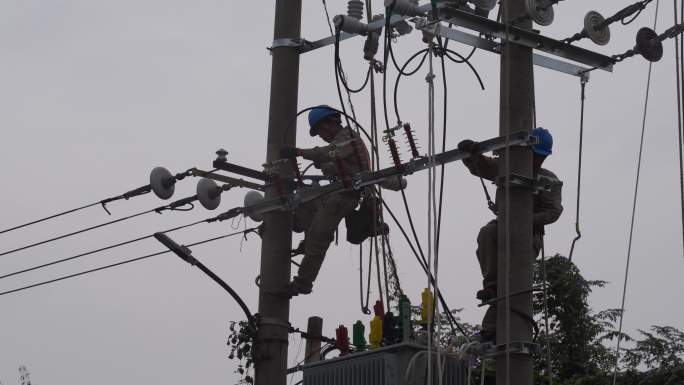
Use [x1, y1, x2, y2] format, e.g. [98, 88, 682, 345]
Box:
[532, 127, 553, 156]
[308, 105, 341, 136]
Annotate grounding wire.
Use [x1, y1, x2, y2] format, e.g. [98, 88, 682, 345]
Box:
[0, 228, 258, 297]
[569, 78, 588, 261]
[612, 2, 659, 384]
[0, 202, 193, 258]
[0, 219, 207, 280]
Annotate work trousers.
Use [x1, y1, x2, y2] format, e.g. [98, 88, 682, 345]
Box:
[477, 219, 542, 334]
[293, 192, 359, 291]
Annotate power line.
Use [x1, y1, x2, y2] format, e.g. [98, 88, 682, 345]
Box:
[612, 2, 660, 383]
[0, 185, 152, 236]
[0, 219, 207, 280]
[0, 195, 198, 258]
[0, 228, 258, 298]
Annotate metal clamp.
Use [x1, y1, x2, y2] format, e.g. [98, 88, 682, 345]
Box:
[267, 38, 312, 53]
[259, 317, 292, 330]
[481, 341, 540, 358]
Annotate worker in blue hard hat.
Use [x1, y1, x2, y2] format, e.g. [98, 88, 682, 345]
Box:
[279, 105, 372, 296]
[458, 127, 563, 343]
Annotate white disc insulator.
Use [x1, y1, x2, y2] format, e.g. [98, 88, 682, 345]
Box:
[470, 0, 497, 12]
[244, 191, 265, 222]
[197, 178, 222, 210]
[525, 0, 554, 26]
[150, 167, 175, 200]
[584, 11, 610, 46]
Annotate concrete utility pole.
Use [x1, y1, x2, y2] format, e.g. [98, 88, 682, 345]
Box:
[497, 0, 535, 384]
[254, 2, 302, 385]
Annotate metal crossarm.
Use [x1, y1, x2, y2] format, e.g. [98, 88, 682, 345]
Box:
[235, 131, 532, 219]
[432, 8, 614, 72]
[212, 159, 270, 181]
[298, 3, 434, 54]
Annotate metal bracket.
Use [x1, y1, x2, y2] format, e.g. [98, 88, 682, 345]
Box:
[267, 38, 312, 54]
[191, 169, 264, 191]
[481, 341, 540, 358]
[496, 173, 562, 192]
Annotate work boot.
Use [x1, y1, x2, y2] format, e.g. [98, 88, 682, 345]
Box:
[476, 288, 496, 302]
[287, 277, 313, 297]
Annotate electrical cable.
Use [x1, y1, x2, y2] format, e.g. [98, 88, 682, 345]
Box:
[674, 0, 684, 262]
[0, 228, 258, 297]
[0, 195, 198, 258]
[334, 30, 353, 129]
[393, 48, 430, 123]
[380, 197, 467, 337]
[0, 202, 101, 236]
[339, 64, 373, 94]
[426, 44, 436, 385]
[569, 78, 588, 261]
[0, 219, 206, 280]
[0, 184, 152, 235]
[438, 47, 485, 91]
[612, 2, 659, 384]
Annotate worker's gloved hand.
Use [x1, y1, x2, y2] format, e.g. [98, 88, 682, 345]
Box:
[458, 139, 480, 153]
[279, 146, 299, 159]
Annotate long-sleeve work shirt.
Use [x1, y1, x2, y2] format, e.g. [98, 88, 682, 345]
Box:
[463, 154, 563, 229]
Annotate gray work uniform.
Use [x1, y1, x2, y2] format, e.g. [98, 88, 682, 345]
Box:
[463, 154, 563, 334]
[293, 128, 370, 292]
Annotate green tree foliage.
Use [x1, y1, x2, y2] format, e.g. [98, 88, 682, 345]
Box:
[430, 254, 684, 384]
[530, 255, 683, 384]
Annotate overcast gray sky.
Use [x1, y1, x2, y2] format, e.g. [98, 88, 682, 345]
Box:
[1, 1, 683, 384]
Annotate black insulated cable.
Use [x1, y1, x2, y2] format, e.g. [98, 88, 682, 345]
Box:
[0, 195, 200, 258]
[0, 228, 258, 298]
[380, 197, 467, 337]
[393, 48, 430, 123]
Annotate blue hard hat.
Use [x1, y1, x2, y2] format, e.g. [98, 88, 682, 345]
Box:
[532, 127, 553, 156]
[308, 105, 340, 136]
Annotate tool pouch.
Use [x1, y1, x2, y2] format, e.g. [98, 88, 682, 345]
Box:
[345, 195, 389, 244]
